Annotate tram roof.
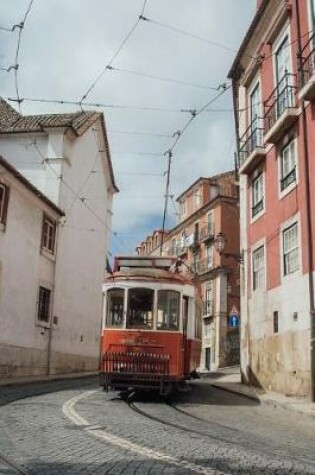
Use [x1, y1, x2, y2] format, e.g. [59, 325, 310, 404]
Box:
[113, 256, 175, 271]
[104, 267, 193, 285]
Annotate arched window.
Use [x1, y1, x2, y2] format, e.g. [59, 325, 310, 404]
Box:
[127, 288, 154, 329]
[157, 290, 180, 331]
[106, 288, 124, 328]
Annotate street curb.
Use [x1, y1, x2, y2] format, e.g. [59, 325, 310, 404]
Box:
[210, 382, 260, 402]
[0, 372, 98, 388]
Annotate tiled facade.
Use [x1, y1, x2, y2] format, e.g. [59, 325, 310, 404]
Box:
[137, 172, 240, 370]
[229, 0, 315, 398]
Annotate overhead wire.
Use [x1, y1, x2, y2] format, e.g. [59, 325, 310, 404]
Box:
[109, 129, 172, 138]
[79, 0, 148, 105]
[7, 95, 238, 113]
[139, 15, 254, 58]
[13, 0, 35, 112]
[106, 65, 220, 90]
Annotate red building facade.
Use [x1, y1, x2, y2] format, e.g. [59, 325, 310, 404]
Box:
[229, 0, 315, 398]
[137, 172, 240, 370]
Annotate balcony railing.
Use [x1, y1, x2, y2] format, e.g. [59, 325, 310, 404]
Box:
[239, 117, 264, 168]
[199, 223, 214, 242]
[298, 33, 315, 92]
[175, 245, 188, 256]
[188, 234, 200, 251]
[192, 258, 213, 276]
[264, 72, 297, 137]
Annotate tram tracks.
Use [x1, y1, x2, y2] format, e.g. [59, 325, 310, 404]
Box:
[0, 451, 29, 474]
[127, 399, 237, 444]
[126, 396, 315, 470]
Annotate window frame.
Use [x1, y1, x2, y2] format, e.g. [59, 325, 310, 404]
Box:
[0, 182, 10, 228]
[279, 138, 297, 196]
[157, 289, 181, 331]
[282, 222, 299, 277]
[106, 287, 125, 329]
[251, 172, 264, 221]
[41, 214, 57, 255]
[37, 286, 52, 326]
[193, 188, 201, 209]
[126, 287, 154, 330]
[252, 244, 265, 292]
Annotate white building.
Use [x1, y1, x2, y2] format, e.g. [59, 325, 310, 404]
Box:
[0, 98, 118, 377]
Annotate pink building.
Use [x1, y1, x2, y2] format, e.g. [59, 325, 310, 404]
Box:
[229, 0, 315, 398]
[137, 172, 240, 370]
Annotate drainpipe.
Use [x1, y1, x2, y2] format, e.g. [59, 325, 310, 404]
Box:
[295, 0, 315, 401]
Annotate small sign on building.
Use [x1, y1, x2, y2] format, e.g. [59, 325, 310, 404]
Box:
[228, 305, 240, 328]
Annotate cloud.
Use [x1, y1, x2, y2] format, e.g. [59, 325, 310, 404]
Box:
[0, 0, 256, 255]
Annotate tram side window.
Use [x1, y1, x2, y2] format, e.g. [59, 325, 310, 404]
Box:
[157, 290, 180, 331]
[127, 288, 154, 329]
[106, 288, 124, 328]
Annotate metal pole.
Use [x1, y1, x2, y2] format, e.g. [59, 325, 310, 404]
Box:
[295, 0, 315, 401]
[160, 151, 172, 255]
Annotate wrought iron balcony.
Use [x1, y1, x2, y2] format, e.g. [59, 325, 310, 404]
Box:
[188, 234, 200, 251]
[238, 117, 266, 174]
[298, 33, 315, 101]
[264, 72, 299, 144]
[195, 258, 214, 275]
[199, 222, 215, 242]
[175, 245, 188, 257]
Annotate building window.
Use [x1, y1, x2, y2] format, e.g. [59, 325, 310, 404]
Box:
[37, 286, 52, 323]
[169, 238, 176, 256]
[252, 245, 265, 290]
[204, 321, 211, 337]
[273, 311, 279, 334]
[181, 200, 187, 219]
[252, 173, 264, 218]
[206, 245, 213, 269]
[283, 222, 299, 275]
[41, 215, 56, 254]
[205, 281, 213, 315]
[194, 189, 201, 209]
[280, 140, 296, 191]
[0, 183, 9, 225]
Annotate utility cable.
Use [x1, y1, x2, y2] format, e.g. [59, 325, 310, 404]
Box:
[106, 65, 220, 90]
[79, 0, 148, 105]
[139, 15, 254, 57]
[7, 96, 191, 113]
[109, 129, 172, 138]
[13, 0, 35, 112]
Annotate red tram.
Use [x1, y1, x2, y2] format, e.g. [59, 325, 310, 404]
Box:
[100, 256, 201, 395]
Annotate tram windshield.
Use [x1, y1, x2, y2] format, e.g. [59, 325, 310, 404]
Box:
[127, 288, 154, 329]
[157, 290, 180, 331]
[106, 288, 124, 328]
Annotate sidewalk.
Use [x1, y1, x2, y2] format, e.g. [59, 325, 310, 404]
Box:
[200, 366, 315, 418]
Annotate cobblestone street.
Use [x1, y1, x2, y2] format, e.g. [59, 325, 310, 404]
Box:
[0, 377, 314, 474]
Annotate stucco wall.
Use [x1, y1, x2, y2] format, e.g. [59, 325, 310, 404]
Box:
[0, 165, 60, 377]
[0, 120, 114, 376]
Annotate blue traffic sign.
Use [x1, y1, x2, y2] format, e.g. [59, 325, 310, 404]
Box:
[228, 314, 240, 328]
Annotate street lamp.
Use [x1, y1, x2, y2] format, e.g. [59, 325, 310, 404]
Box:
[214, 232, 243, 264]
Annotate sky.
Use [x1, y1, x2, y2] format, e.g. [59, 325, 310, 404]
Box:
[0, 0, 256, 257]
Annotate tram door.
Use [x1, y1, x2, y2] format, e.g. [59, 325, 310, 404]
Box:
[182, 296, 189, 376]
